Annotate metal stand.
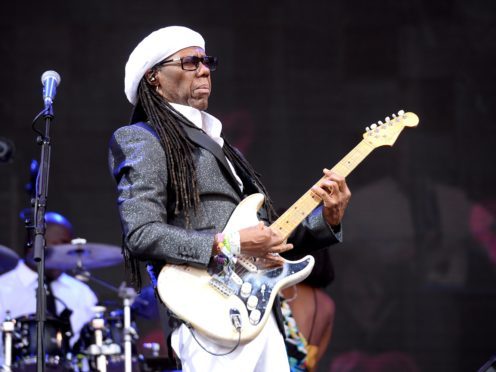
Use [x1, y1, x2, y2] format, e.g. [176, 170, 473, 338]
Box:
[85, 306, 120, 372]
[1, 312, 14, 372]
[118, 284, 137, 372]
[73, 266, 142, 372]
[32, 104, 55, 372]
[92, 311, 107, 372]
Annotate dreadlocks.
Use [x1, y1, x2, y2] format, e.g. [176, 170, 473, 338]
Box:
[138, 79, 200, 220]
[124, 78, 276, 288]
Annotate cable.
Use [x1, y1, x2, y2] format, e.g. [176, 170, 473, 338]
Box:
[31, 108, 48, 138]
[187, 324, 241, 356]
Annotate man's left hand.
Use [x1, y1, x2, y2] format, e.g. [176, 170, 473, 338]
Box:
[311, 169, 351, 227]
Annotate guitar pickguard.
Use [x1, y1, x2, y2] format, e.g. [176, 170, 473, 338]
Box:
[207, 255, 314, 326]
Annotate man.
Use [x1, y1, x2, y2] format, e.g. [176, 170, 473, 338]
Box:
[108, 25, 351, 371]
[0, 212, 98, 366]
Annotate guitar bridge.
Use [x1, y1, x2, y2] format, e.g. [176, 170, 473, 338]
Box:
[209, 277, 236, 297]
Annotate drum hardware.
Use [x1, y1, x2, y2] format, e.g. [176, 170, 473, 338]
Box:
[119, 284, 138, 372]
[37, 238, 123, 271]
[75, 303, 141, 372]
[140, 343, 180, 372]
[22, 237, 147, 371]
[2, 311, 15, 371]
[4, 314, 72, 370]
[72, 269, 143, 372]
[84, 306, 120, 372]
[142, 343, 160, 357]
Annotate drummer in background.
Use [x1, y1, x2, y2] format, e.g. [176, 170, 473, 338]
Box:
[0, 211, 98, 365]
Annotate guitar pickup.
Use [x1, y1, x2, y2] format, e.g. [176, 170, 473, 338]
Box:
[230, 272, 243, 286]
[237, 256, 257, 273]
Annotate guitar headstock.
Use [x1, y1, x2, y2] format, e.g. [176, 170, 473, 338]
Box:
[363, 110, 419, 148]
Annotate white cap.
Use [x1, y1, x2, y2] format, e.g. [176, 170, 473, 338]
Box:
[124, 26, 205, 105]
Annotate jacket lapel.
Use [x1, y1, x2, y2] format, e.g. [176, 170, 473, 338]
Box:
[181, 124, 244, 197]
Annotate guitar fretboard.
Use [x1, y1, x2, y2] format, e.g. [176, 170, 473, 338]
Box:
[270, 139, 374, 240]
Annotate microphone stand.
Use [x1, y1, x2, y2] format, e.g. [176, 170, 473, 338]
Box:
[32, 104, 54, 372]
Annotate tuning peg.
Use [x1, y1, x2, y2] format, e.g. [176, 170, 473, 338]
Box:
[392, 113, 397, 118]
[378, 121, 384, 126]
[385, 116, 390, 122]
[397, 110, 405, 116]
[370, 123, 377, 130]
[366, 126, 371, 132]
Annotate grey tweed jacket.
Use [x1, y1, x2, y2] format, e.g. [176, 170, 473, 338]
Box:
[108, 121, 341, 276]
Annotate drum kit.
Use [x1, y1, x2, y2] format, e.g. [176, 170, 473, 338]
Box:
[0, 241, 176, 372]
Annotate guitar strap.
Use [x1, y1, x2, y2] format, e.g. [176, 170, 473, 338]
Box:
[180, 123, 244, 198]
[272, 295, 287, 336]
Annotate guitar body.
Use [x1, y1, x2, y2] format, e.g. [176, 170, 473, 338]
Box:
[156, 193, 315, 346]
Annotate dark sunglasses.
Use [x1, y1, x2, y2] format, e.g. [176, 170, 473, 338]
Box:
[156, 55, 218, 71]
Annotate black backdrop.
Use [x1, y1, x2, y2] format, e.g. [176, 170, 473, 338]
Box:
[1, 1, 496, 371]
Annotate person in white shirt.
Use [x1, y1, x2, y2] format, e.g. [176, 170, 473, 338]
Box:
[0, 212, 98, 367]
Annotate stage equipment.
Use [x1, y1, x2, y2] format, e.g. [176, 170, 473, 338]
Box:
[30, 69, 61, 372]
[41, 71, 61, 109]
[39, 238, 123, 271]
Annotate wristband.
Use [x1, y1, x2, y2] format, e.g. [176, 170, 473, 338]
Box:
[213, 231, 241, 257]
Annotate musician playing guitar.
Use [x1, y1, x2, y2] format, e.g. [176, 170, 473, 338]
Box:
[109, 25, 351, 372]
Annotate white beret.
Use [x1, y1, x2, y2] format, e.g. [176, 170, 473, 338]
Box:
[124, 26, 205, 105]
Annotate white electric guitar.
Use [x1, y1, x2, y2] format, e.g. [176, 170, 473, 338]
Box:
[157, 110, 419, 346]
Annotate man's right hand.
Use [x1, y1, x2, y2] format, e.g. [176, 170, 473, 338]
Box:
[238, 222, 293, 264]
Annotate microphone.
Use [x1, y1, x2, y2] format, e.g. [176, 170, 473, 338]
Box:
[41, 70, 61, 108]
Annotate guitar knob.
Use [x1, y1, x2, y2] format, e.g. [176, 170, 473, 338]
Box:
[240, 282, 252, 299]
[249, 309, 261, 325]
[247, 295, 258, 311]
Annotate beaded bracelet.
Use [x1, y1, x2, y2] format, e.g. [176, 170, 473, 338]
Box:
[213, 231, 241, 257]
[227, 231, 241, 256]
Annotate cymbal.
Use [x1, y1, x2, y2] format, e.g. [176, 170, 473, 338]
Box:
[0, 244, 19, 274]
[44, 241, 123, 270]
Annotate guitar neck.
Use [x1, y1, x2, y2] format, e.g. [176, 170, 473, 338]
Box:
[270, 139, 374, 240]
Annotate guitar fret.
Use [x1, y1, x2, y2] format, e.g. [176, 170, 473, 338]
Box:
[332, 141, 374, 177]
